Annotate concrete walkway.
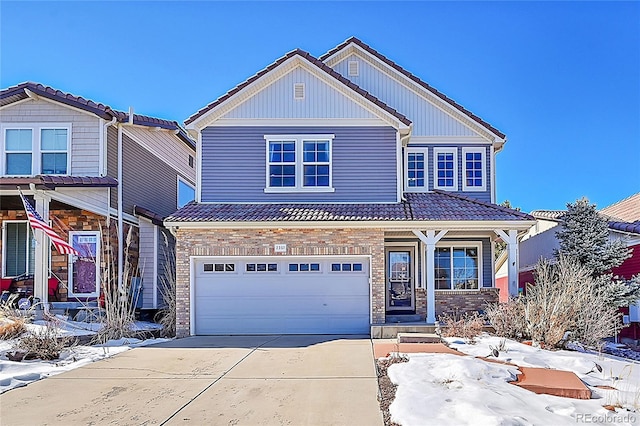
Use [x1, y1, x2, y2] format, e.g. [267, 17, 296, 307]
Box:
[0, 335, 383, 426]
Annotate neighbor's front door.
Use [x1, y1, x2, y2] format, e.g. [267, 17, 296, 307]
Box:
[68, 231, 100, 299]
[385, 247, 415, 311]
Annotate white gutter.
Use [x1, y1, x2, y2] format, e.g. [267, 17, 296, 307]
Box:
[102, 116, 117, 176]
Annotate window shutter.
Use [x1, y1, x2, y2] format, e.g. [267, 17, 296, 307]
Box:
[4, 222, 28, 276]
[293, 83, 305, 100]
[348, 60, 359, 76]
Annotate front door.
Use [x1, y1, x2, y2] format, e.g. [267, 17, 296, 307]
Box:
[385, 247, 415, 311]
[68, 231, 100, 299]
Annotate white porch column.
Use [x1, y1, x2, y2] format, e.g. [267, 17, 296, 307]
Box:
[494, 229, 520, 297]
[33, 192, 50, 306]
[412, 229, 448, 323]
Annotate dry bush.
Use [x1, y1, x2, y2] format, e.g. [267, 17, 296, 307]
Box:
[154, 232, 176, 337]
[91, 222, 138, 345]
[485, 297, 526, 340]
[524, 256, 619, 348]
[0, 305, 29, 340]
[13, 322, 71, 360]
[438, 311, 485, 343]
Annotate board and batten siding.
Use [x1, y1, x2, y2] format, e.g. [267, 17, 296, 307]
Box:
[222, 67, 378, 120]
[201, 126, 398, 203]
[332, 54, 478, 138]
[138, 218, 157, 309]
[156, 228, 175, 309]
[406, 144, 492, 203]
[107, 127, 195, 217]
[0, 98, 101, 175]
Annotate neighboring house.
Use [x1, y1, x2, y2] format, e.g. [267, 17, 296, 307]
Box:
[165, 37, 534, 337]
[0, 82, 196, 311]
[505, 193, 640, 338]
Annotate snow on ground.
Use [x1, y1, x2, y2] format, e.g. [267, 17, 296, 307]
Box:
[388, 334, 640, 426]
[0, 317, 169, 394]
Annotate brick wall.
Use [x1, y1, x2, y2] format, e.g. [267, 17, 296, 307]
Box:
[1, 208, 139, 301]
[175, 227, 385, 337]
[435, 288, 499, 319]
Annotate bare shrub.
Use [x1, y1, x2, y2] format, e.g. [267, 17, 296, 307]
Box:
[485, 298, 526, 340]
[13, 322, 71, 360]
[438, 311, 485, 343]
[92, 222, 138, 344]
[0, 305, 29, 340]
[154, 232, 176, 337]
[524, 256, 619, 348]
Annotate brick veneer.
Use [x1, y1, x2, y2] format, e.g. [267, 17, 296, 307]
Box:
[0, 208, 139, 301]
[435, 288, 499, 319]
[174, 228, 385, 337]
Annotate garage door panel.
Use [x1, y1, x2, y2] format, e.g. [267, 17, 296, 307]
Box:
[193, 257, 370, 335]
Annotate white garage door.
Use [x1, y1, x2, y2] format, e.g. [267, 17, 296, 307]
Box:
[193, 257, 370, 335]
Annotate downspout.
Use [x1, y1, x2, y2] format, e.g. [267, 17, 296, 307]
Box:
[102, 116, 117, 176]
[399, 131, 412, 202]
[117, 109, 133, 297]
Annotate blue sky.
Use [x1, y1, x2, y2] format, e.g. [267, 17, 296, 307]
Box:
[2, 1, 638, 213]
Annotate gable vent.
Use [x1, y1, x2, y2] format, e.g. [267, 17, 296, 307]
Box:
[348, 60, 359, 76]
[293, 83, 305, 100]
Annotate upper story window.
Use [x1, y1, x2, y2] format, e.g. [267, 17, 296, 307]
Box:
[177, 177, 196, 208]
[405, 148, 427, 191]
[2, 124, 70, 176]
[462, 147, 485, 191]
[433, 147, 458, 191]
[264, 134, 334, 193]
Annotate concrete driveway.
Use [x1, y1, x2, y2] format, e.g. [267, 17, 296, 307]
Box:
[0, 335, 383, 426]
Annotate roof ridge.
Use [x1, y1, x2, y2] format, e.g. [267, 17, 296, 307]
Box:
[319, 37, 506, 139]
[431, 189, 534, 220]
[184, 48, 411, 127]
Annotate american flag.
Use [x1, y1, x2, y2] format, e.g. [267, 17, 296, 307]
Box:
[19, 192, 80, 256]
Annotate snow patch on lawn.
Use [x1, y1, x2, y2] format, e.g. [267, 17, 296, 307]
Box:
[0, 318, 169, 394]
[388, 334, 640, 426]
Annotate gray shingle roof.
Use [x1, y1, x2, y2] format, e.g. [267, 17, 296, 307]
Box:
[165, 191, 533, 223]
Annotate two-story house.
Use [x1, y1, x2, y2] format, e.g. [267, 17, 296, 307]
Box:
[0, 82, 196, 311]
[165, 37, 534, 337]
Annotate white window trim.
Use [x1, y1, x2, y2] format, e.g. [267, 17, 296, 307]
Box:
[177, 176, 196, 208]
[1, 123, 72, 176]
[67, 230, 101, 298]
[1, 220, 32, 278]
[434, 241, 483, 291]
[264, 134, 335, 193]
[433, 147, 458, 191]
[404, 148, 429, 192]
[462, 147, 486, 192]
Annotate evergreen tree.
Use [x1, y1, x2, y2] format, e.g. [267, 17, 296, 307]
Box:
[555, 197, 631, 276]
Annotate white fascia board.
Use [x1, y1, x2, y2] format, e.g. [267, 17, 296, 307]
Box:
[187, 55, 408, 132]
[46, 191, 110, 217]
[164, 219, 536, 231]
[11, 94, 106, 120]
[326, 45, 503, 143]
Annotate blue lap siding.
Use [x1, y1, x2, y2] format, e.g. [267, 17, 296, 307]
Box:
[201, 126, 398, 203]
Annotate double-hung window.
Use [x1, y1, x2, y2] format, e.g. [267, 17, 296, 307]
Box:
[433, 148, 458, 191]
[2, 124, 71, 176]
[435, 243, 481, 290]
[405, 148, 427, 191]
[2, 221, 35, 277]
[265, 134, 334, 192]
[462, 147, 485, 191]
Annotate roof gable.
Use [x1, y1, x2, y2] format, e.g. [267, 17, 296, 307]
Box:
[321, 37, 506, 142]
[0, 82, 195, 150]
[184, 49, 411, 131]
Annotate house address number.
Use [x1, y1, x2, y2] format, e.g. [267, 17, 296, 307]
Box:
[274, 244, 287, 253]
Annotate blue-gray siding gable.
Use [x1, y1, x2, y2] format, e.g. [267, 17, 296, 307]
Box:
[201, 126, 398, 203]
